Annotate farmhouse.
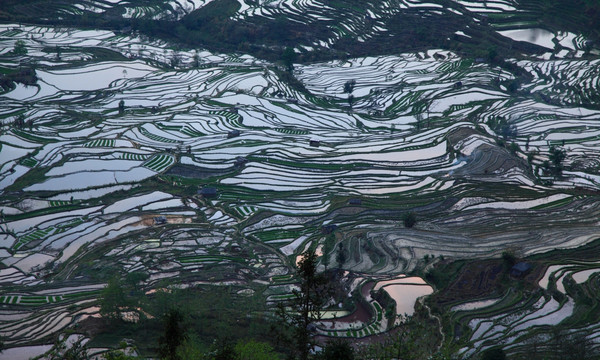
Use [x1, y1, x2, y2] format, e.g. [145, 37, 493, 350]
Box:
[227, 130, 240, 139]
[153, 216, 167, 225]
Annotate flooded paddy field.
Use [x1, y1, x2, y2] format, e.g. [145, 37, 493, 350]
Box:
[1, 11, 600, 357]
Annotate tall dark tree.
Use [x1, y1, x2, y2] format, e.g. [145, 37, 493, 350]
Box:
[336, 242, 346, 268]
[403, 212, 417, 228]
[321, 340, 355, 360]
[45, 336, 88, 360]
[343, 79, 356, 94]
[12, 40, 27, 55]
[99, 276, 127, 322]
[276, 248, 329, 360]
[480, 347, 506, 360]
[549, 146, 566, 173]
[118, 100, 125, 115]
[281, 47, 297, 72]
[158, 309, 188, 360]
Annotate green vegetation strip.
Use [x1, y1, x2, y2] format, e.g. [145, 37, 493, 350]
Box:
[0, 289, 100, 306]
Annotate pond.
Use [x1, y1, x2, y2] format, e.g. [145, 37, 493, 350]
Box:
[0, 345, 52, 360]
[373, 276, 433, 316]
[381, 283, 433, 316]
[498, 28, 556, 50]
[36, 61, 156, 91]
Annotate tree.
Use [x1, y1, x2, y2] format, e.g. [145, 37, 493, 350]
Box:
[207, 339, 236, 360]
[170, 51, 181, 68]
[320, 340, 355, 360]
[61, 339, 88, 360]
[487, 47, 498, 63]
[403, 212, 417, 228]
[15, 114, 25, 129]
[356, 119, 364, 129]
[125, 271, 149, 295]
[118, 100, 125, 115]
[44, 336, 88, 360]
[192, 51, 200, 68]
[549, 145, 566, 175]
[235, 340, 280, 360]
[12, 40, 27, 55]
[343, 80, 356, 94]
[336, 243, 346, 267]
[175, 335, 203, 360]
[158, 309, 188, 360]
[501, 250, 516, 268]
[480, 347, 506, 360]
[492, 117, 517, 140]
[276, 248, 329, 360]
[104, 351, 139, 360]
[281, 47, 297, 72]
[321, 234, 335, 269]
[99, 276, 127, 322]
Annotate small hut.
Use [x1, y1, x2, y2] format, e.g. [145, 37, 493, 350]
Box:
[227, 130, 240, 139]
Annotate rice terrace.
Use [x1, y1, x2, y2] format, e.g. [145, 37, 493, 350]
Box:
[1, 0, 600, 359]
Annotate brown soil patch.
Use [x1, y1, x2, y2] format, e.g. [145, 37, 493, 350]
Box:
[138, 215, 193, 226]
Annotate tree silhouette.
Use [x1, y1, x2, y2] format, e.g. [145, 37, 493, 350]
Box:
[158, 309, 188, 360]
[276, 248, 329, 360]
[403, 212, 417, 228]
[12, 40, 27, 55]
[281, 47, 297, 72]
[99, 276, 127, 322]
[343, 79, 356, 94]
[118, 100, 125, 115]
[321, 340, 355, 360]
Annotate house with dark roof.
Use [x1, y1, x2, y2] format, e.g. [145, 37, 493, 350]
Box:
[154, 216, 167, 225]
[227, 130, 240, 139]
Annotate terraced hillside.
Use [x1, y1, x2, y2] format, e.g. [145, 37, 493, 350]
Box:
[1, 0, 599, 62]
[0, 2, 600, 358]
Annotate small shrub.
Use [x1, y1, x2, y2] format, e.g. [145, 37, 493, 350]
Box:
[403, 212, 417, 228]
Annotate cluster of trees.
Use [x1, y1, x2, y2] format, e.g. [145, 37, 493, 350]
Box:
[403, 212, 417, 228]
[344, 79, 356, 107]
[42, 247, 422, 359]
[0, 66, 38, 92]
[56, 249, 347, 359]
[488, 116, 517, 141]
[12, 40, 27, 55]
[21, 246, 597, 360]
[543, 145, 567, 177]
